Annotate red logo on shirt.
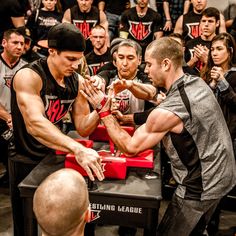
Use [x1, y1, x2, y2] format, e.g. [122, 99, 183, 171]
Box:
[186, 23, 201, 39]
[45, 95, 74, 124]
[129, 21, 152, 40]
[73, 20, 97, 40]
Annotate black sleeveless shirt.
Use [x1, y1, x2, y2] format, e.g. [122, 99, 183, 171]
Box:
[70, 5, 100, 54]
[182, 11, 202, 43]
[11, 58, 79, 160]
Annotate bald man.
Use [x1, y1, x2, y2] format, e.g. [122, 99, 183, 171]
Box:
[33, 169, 89, 236]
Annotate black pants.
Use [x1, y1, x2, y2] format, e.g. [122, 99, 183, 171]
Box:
[157, 193, 220, 236]
[8, 149, 40, 236]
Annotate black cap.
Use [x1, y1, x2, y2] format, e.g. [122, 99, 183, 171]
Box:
[48, 23, 86, 52]
[17, 26, 32, 41]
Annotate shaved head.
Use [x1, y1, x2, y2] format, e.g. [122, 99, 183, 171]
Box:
[33, 169, 89, 236]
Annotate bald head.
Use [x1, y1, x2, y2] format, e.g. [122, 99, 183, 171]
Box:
[33, 169, 89, 236]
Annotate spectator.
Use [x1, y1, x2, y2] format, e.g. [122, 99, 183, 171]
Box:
[202, 32, 236, 156]
[119, 0, 163, 58]
[0, 29, 27, 187]
[163, 0, 191, 34]
[174, 0, 226, 43]
[33, 168, 90, 236]
[185, 7, 220, 74]
[63, 0, 109, 54]
[9, 22, 104, 236]
[86, 25, 111, 75]
[26, 0, 63, 57]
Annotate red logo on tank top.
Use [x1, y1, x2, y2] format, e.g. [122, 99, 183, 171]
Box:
[129, 21, 152, 40]
[186, 22, 201, 39]
[45, 95, 74, 124]
[73, 20, 97, 40]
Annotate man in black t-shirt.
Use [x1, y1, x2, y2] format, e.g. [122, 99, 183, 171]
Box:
[62, 0, 109, 54]
[174, 0, 226, 43]
[119, 0, 163, 58]
[185, 7, 220, 74]
[85, 25, 111, 75]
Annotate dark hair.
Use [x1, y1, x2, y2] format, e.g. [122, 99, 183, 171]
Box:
[201, 7, 220, 22]
[201, 32, 236, 83]
[3, 28, 24, 41]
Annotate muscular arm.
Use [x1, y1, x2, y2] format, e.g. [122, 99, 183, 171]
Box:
[174, 15, 183, 35]
[101, 108, 183, 155]
[0, 103, 11, 122]
[163, 1, 173, 31]
[11, 16, 25, 28]
[219, 13, 226, 33]
[111, 79, 157, 101]
[99, 10, 110, 46]
[62, 8, 71, 23]
[13, 69, 84, 152]
[72, 76, 100, 137]
[13, 69, 104, 180]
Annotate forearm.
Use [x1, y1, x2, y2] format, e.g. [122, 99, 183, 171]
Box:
[120, 113, 135, 126]
[26, 116, 86, 153]
[101, 114, 137, 155]
[0, 104, 11, 122]
[187, 57, 198, 68]
[163, 2, 171, 20]
[74, 110, 100, 137]
[129, 82, 156, 100]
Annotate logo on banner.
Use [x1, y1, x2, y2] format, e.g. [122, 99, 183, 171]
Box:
[89, 209, 101, 222]
[129, 21, 152, 40]
[73, 20, 97, 40]
[186, 22, 201, 39]
[44, 95, 74, 124]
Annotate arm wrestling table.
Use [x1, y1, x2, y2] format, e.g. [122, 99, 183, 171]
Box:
[18, 150, 162, 236]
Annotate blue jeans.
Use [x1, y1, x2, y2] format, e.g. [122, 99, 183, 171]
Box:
[105, 11, 121, 41]
[157, 193, 220, 236]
